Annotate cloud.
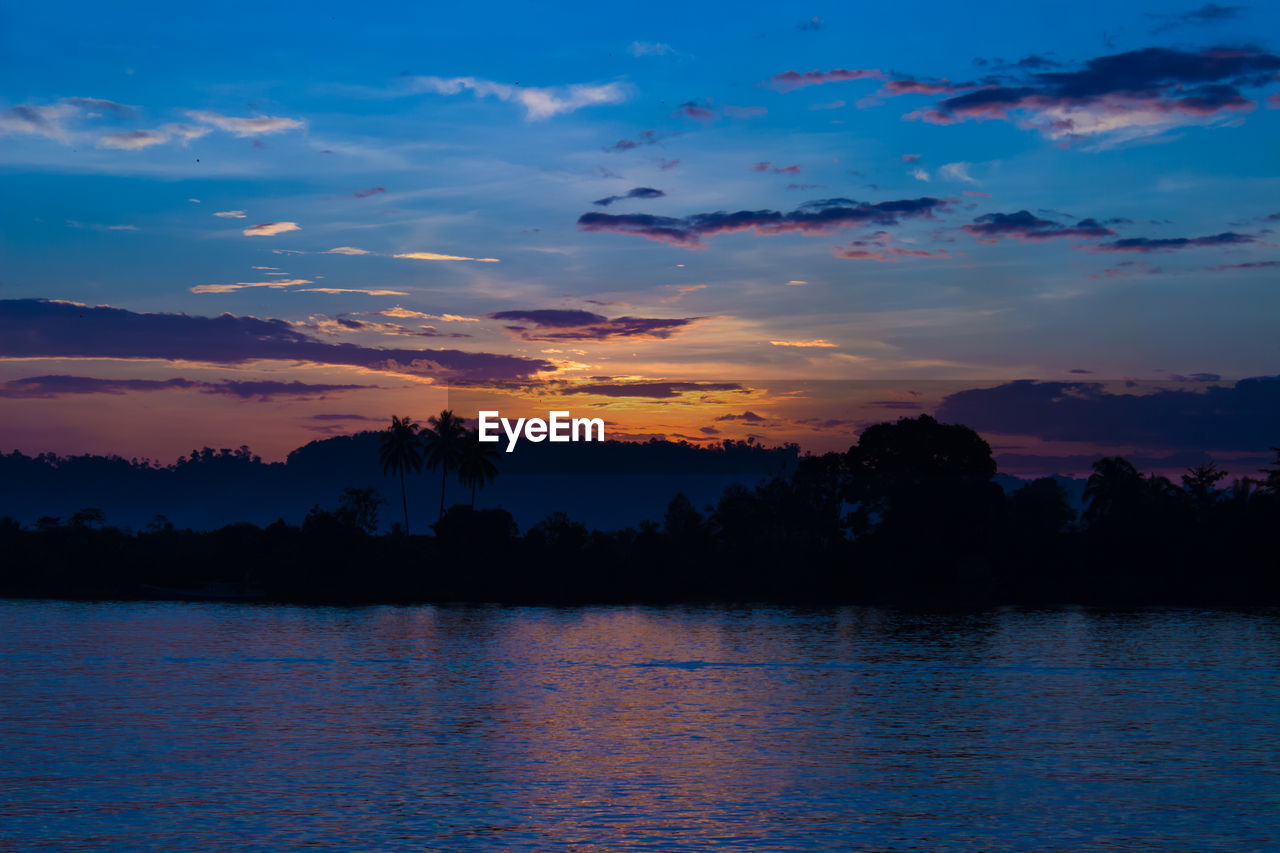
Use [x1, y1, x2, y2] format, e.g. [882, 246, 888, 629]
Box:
[404, 76, 628, 121]
[834, 231, 952, 261]
[159, 123, 211, 142]
[797, 16, 825, 31]
[243, 221, 300, 237]
[911, 168, 930, 181]
[61, 97, 134, 115]
[309, 413, 380, 422]
[811, 100, 846, 110]
[296, 288, 409, 296]
[213, 210, 247, 219]
[715, 411, 767, 422]
[97, 129, 169, 150]
[1148, 3, 1246, 33]
[671, 100, 765, 121]
[488, 309, 702, 342]
[1088, 231, 1256, 252]
[603, 129, 680, 152]
[558, 381, 744, 398]
[908, 46, 1280, 144]
[753, 162, 802, 174]
[902, 153, 921, 162]
[939, 162, 977, 183]
[659, 284, 706, 304]
[0, 374, 372, 400]
[323, 246, 370, 255]
[592, 187, 667, 207]
[629, 41, 675, 57]
[578, 196, 950, 247]
[672, 99, 716, 121]
[962, 210, 1116, 243]
[184, 110, 305, 137]
[936, 376, 1280, 452]
[656, 158, 680, 170]
[1088, 260, 1165, 279]
[786, 280, 807, 286]
[379, 307, 479, 322]
[0, 299, 551, 380]
[766, 68, 883, 91]
[0, 103, 78, 139]
[191, 279, 313, 294]
[768, 339, 837, 347]
[66, 221, 137, 232]
[394, 251, 499, 262]
[352, 187, 386, 198]
[1206, 260, 1280, 271]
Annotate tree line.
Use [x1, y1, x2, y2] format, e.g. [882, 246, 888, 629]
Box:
[1, 414, 1277, 605]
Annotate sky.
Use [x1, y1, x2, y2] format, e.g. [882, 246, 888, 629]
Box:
[2, 1, 1278, 473]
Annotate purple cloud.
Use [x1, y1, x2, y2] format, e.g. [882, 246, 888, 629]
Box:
[0, 375, 369, 400]
[487, 309, 702, 342]
[936, 376, 1280, 452]
[1088, 231, 1256, 252]
[0, 299, 551, 380]
[715, 411, 767, 422]
[592, 187, 667, 207]
[962, 210, 1117, 243]
[560, 381, 744, 398]
[909, 46, 1280, 143]
[766, 68, 883, 91]
[578, 196, 950, 248]
[603, 129, 680, 152]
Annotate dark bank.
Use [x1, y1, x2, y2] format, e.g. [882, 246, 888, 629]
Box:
[3, 414, 1277, 606]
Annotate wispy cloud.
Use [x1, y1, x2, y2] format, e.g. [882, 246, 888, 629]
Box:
[213, 210, 247, 219]
[0, 375, 369, 400]
[629, 41, 675, 57]
[192, 279, 313, 294]
[184, 110, 305, 137]
[769, 339, 836, 347]
[766, 68, 883, 91]
[402, 76, 629, 120]
[243, 221, 300, 237]
[593, 187, 666, 207]
[394, 251, 499, 262]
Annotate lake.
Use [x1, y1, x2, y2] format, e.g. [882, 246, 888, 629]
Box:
[1, 601, 1277, 851]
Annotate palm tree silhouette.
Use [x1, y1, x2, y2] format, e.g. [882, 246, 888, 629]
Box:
[422, 409, 468, 519]
[1082, 456, 1142, 526]
[458, 429, 500, 507]
[378, 414, 423, 533]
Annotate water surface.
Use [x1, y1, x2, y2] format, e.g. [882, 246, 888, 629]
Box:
[2, 601, 1278, 851]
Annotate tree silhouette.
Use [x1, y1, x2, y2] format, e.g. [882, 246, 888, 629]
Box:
[457, 429, 500, 507]
[378, 415, 422, 533]
[422, 410, 468, 519]
[844, 415, 1005, 573]
[1082, 456, 1144, 527]
[1182, 462, 1227, 519]
[339, 486, 386, 534]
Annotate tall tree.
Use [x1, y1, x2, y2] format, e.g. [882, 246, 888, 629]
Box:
[458, 429, 500, 507]
[378, 415, 422, 533]
[422, 410, 468, 518]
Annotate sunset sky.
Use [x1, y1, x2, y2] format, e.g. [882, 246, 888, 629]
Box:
[2, 1, 1278, 473]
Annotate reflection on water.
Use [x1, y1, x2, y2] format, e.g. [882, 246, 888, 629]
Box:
[1, 602, 1278, 851]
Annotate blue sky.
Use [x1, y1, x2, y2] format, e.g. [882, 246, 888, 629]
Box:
[1, 1, 1278, 465]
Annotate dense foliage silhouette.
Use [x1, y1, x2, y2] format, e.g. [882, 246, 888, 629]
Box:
[2, 415, 1277, 605]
